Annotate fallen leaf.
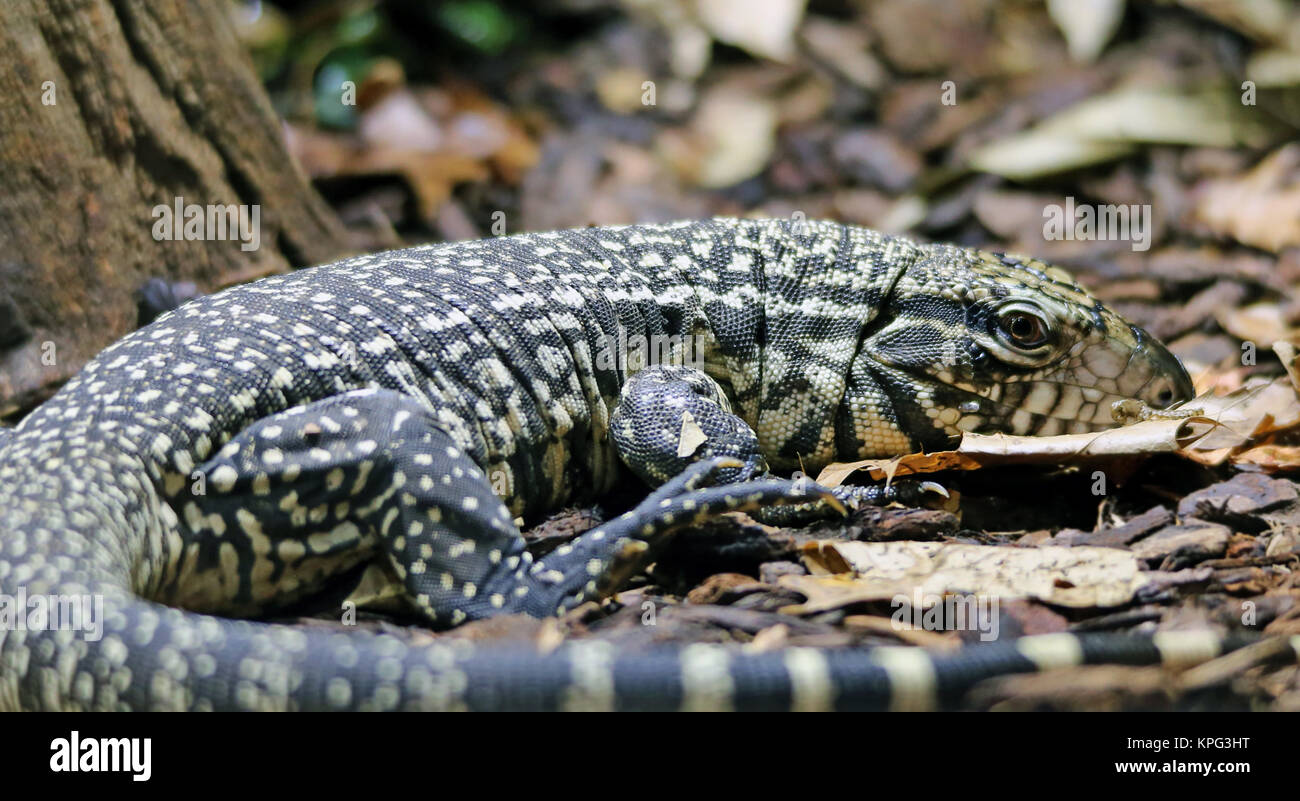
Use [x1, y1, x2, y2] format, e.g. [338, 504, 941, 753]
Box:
[1189, 362, 1252, 396]
[744, 623, 790, 652]
[831, 129, 921, 193]
[694, 0, 807, 62]
[596, 66, 654, 114]
[1274, 342, 1300, 395]
[685, 573, 762, 605]
[1150, 280, 1250, 343]
[1266, 531, 1300, 557]
[661, 86, 778, 188]
[968, 130, 1134, 182]
[969, 88, 1281, 180]
[616, 0, 711, 79]
[1248, 48, 1300, 86]
[1219, 302, 1296, 349]
[1233, 444, 1300, 472]
[359, 88, 443, 152]
[1193, 144, 1300, 252]
[1173, 0, 1293, 43]
[799, 15, 885, 89]
[388, 153, 491, 222]
[841, 614, 962, 649]
[1182, 378, 1300, 465]
[816, 415, 1211, 486]
[1048, 0, 1126, 62]
[677, 410, 708, 457]
[780, 541, 1147, 612]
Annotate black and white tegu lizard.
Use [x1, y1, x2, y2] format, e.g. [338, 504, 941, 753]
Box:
[2, 218, 1285, 711]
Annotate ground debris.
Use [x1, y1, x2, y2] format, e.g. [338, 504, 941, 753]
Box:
[227, 0, 1300, 712]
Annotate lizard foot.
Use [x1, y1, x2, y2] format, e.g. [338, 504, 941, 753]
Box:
[514, 457, 842, 614]
[747, 478, 949, 526]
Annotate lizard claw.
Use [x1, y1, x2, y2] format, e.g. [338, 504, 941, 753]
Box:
[918, 481, 949, 499]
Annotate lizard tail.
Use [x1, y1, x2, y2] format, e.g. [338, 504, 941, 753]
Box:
[2, 583, 1291, 710]
[1, 408, 1294, 710]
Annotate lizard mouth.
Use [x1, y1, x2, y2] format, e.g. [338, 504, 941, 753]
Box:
[945, 382, 1129, 437]
[1126, 325, 1196, 409]
[945, 337, 1195, 438]
[951, 323, 1195, 437]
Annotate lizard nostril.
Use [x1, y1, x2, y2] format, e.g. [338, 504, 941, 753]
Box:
[1152, 383, 1175, 409]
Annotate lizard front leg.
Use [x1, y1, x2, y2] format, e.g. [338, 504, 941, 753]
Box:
[610, 365, 938, 523]
[183, 387, 835, 626]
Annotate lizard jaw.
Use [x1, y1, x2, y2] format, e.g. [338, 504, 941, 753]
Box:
[943, 329, 1195, 437]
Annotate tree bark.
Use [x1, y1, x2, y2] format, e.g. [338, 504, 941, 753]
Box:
[0, 0, 350, 416]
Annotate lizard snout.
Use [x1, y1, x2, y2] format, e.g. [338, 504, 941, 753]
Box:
[1127, 325, 1195, 410]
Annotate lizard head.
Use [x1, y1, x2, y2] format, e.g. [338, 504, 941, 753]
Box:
[857, 246, 1195, 448]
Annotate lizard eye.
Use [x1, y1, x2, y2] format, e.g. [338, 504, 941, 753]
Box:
[997, 306, 1052, 350]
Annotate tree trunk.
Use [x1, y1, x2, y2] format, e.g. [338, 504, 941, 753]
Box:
[0, 0, 349, 416]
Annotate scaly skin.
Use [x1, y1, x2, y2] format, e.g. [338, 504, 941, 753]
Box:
[0, 218, 1228, 711]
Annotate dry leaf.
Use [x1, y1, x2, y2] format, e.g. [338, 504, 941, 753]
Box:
[694, 0, 806, 62]
[970, 89, 1280, 180]
[596, 67, 653, 114]
[661, 85, 778, 188]
[358, 89, 443, 152]
[744, 623, 791, 652]
[1216, 301, 1298, 348]
[841, 614, 962, 649]
[780, 540, 1147, 612]
[799, 15, 884, 89]
[388, 153, 491, 222]
[1193, 144, 1300, 253]
[1181, 378, 1300, 465]
[1173, 0, 1293, 43]
[816, 415, 1210, 486]
[1223, 444, 1300, 472]
[968, 131, 1133, 182]
[676, 410, 708, 457]
[1248, 49, 1300, 86]
[1048, 0, 1125, 62]
[1274, 342, 1300, 395]
[960, 419, 1212, 456]
[1191, 362, 1252, 395]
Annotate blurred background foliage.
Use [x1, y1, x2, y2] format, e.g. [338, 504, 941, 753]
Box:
[228, 0, 1300, 387]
